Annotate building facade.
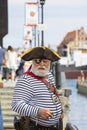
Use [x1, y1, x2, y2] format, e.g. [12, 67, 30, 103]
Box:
[57, 27, 87, 57]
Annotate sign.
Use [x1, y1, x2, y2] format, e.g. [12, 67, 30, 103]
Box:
[26, 2, 38, 26]
[24, 25, 32, 40]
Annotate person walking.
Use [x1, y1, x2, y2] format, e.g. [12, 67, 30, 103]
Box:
[0, 105, 4, 130]
[12, 46, 64, 130]
[6, 45, 17, 80]
[0, 46, 6, 79]
[0, 45, 5, 130]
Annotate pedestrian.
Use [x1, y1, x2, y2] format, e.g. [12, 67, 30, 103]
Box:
[0, 45, 6, 130]
[16, 58, 25, 77]
[6, 45, 17, 80]
[0, 105, 4, 130]
[12, 46, 64, 130]
[0, 46, 5, 129]
[0, 46, 6, 79]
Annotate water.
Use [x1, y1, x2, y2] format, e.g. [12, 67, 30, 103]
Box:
[66, 79, 87, 130]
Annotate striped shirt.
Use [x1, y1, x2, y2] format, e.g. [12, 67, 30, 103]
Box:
[12, 71, 62, 126]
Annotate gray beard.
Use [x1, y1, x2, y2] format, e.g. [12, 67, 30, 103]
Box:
[32, 64, 50, 77]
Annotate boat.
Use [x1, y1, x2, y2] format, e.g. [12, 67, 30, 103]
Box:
[58, 54, 87, 78]
[65, 70, 87, 79]
[77, 80, 87, 95]
[60, 64, 87, 79]
[59, 56, 87, 79]
[76, 71, 87, 95]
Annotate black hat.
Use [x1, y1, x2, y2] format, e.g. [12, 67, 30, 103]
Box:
[21, 46, 61, 62]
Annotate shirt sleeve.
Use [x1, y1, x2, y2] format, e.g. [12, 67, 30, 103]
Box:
[12, 75, 40, 117]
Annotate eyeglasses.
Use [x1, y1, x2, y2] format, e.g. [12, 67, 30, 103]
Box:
[34, 59, 50, 64]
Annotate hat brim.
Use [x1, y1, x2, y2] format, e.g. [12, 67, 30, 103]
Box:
[21, 46, 61, 62]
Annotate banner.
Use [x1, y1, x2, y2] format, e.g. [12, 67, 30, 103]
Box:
[26, 2, 38, 26]
[24, 25, 32, 40]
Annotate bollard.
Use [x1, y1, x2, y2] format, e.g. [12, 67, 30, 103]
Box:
[52, 62, 62, 89]
[64, 89, 72, 97]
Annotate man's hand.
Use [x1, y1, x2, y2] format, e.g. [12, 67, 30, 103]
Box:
[38, 108, 54, 120]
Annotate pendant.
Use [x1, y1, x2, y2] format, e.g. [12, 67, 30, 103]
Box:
[52, 96, 59, 103]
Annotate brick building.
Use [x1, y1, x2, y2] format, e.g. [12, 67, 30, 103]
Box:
[57, 27, 87, 57]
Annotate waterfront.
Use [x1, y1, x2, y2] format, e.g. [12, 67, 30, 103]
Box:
[66, 79, 87, 130]
[1, 79, 87, 129]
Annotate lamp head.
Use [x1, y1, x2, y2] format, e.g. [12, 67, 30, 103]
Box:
[40, 0, 45, 5]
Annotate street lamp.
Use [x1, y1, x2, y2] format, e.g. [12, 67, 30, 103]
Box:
[40, 0, 45, 46]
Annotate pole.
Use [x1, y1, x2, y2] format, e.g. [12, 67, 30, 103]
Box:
[53, 62, 61, 89]
[37, 0, 40, 46]
[0, 0, 8, 47]
[41, 4, 44, 46]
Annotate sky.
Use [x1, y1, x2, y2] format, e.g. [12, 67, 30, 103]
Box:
[3, 0, 87, 50]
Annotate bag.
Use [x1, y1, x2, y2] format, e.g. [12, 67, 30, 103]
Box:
[14, 116, 20, 130]
[14, 116, 37, 130]
[14, 116, 30, 130]
[65, 122, 79, 130]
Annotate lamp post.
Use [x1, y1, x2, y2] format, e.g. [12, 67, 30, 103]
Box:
[40, 0, 45, 46]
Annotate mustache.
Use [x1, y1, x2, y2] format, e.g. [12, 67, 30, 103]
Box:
[37, 66, 46, 69]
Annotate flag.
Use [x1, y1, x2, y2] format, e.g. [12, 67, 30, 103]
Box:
[25, 2, 38, 26]
[24, 25, 32, 40]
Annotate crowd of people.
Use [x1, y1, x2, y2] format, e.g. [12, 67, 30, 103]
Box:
[0, 45, 30, 82]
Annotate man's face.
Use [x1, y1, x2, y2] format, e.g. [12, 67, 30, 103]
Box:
[32, 59, 51, 77]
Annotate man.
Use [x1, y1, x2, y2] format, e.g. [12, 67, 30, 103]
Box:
[0, 45, 5, 130]
[0, 46, 6, 79]
[0, 105, 4, 130]
[12, 46, 64, 130]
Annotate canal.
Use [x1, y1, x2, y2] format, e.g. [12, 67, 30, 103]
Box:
[66, 79, 87, 130]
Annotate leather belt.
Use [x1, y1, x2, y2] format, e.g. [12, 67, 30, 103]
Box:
[30, 120, 58, 130]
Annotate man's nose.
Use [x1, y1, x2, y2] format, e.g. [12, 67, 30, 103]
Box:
[40, 60, 44, 65]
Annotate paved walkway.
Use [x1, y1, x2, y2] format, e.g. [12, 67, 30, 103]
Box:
[3, 79, 17, 87]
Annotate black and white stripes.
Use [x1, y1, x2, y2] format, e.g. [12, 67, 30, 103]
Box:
[12, 72, 62, 126]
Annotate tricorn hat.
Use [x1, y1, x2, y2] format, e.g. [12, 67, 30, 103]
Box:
[21, 46, 61, 62]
